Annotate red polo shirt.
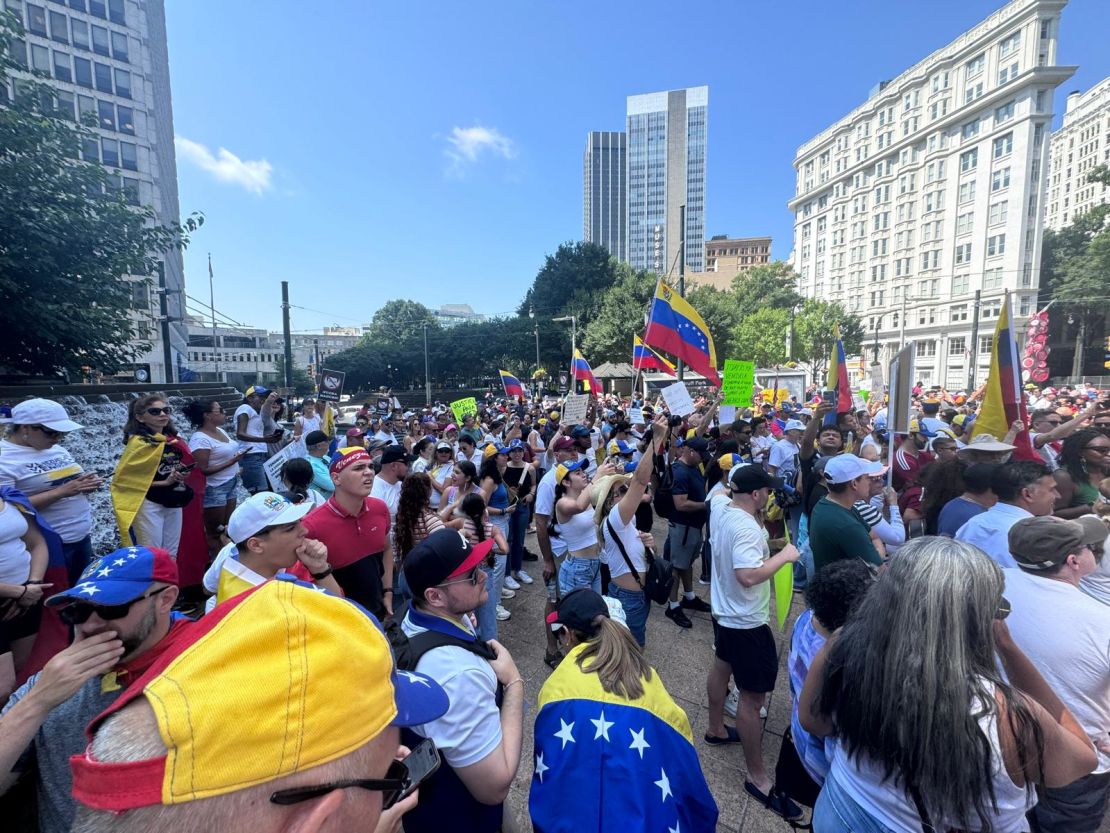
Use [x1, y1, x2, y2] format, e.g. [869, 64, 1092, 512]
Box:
[302, 496, 390, 569]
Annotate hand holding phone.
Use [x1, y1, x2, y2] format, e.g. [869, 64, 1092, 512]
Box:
[394, 738, 440, 804]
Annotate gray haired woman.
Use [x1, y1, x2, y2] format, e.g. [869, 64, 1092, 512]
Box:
[800, 537, 1096, 833]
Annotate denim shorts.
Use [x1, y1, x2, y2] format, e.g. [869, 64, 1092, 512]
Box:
[558, 555, 602, 596]
[607, 584, 649, 646]
[203, 476, 240, 509]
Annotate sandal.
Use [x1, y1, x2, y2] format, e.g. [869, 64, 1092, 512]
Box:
[744, 781, 803, 821]
[703, 726, 741, 745]
[544, 650, 563, 669]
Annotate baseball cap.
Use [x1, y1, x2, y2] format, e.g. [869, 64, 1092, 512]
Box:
[555, 459, 587, 483]
[304, 430, 328, 446]
[404, 528, 495, 599]
[330, 446, 371, 474]
[345, 427, 365, 439]
[549, 410, 561, 419]
[570, 425, 591, 438]
[1075, 515, 1109, 553]
[679, 436, 710, 454]
[10, 398, 83, 432]
[546, 588, 609, 635]
[226, 492, 313, 544]
[822, 455, 887, 484]
[244, 385, 270, 398]
[70, 578, 449, 813]
[46, 546, 178, 608]
[1008, 516, 1087, 571]
[380, 445, 412, 466]
[783, 419, 806, 433]
[728, 464, 782, 494]
[607, 439, 635, 456]
[551, 436, 576, 453]
[444, 423, 458, 432]
[908, 419, 936, 437]
[507, 438, 525, 451]
[717, 452, 745, 471]
[435, 440, 453, 452]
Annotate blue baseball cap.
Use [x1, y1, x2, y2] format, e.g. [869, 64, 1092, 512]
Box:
[570, 425, 591, 438]
[46, 546, 178, 608]
[607, 439, 635, 456]
[507, 438, 525, 451]
[244, 385, 270, 398]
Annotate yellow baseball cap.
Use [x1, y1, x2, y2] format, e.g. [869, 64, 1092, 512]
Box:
[70, 579, 448, 812]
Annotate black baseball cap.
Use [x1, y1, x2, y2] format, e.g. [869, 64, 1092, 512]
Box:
[379, 446, 412, 466]
[304, 430, 328, 446]
[404, 529, 493, 599]
[680, 436, 710, 454]
[546, 588, 609, 635]
[728, 464, 782, 494]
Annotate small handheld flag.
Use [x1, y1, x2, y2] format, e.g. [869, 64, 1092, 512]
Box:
[633, 335, 676, 376]
[643, 280, 721, 385]
[824, 323, 852, 425]
[499, 370, 524, 398]
[572, 350, 601, 394]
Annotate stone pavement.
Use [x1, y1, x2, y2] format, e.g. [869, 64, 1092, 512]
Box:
[496, 520, 808, 833]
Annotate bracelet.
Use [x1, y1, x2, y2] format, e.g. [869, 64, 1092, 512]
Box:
[310, 566, 333, 581]
[383, 588, 394, 595]
[504, 678, 524, 691]
[17, 585, 28, 600]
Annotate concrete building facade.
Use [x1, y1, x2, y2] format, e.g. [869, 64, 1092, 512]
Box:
[583, 131, 627, 261]
[685, 236, 773, 291]
[627, 86, 708, 276]
[1045, 76, 1110, 230]
[5, 0, 188, 383]
[788, 0, 1075, 389]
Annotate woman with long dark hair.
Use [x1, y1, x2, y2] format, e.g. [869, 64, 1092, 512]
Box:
[554, 458, 600, 596]
[503, 439, 535, 587]
[438, 460, 480, 523]
[1054, 427, 1110, 519]
[800, 537, 1097, 832]
[459, 492, 509, 640]
[480, 445, 514, 616]
[183, 398, 245, 557]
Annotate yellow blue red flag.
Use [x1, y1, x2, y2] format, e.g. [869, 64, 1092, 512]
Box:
[643, 280, 721, 385]
[971, 293, 1037, 460]
[499, 369, 524, 398]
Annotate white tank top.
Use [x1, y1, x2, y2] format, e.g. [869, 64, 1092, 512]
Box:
[0, 501, 31, 585]
[830, 688, 1035, 831]
[556, 506, 599, 553]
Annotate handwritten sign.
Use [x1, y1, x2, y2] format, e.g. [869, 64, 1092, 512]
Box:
[450, 397, 478, 425]
[660, 381, 695, 417]
[562, 393, 589, 426]
[721, 360, 755, 406]
[718, 405, 737, 425]
[626, 407, 645, 425]
[264, 440, 307, 492]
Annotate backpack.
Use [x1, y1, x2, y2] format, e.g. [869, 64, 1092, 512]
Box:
[605, 519, 674, 605]
[651, 453, 677, 521]
[385, 617, 502, 702]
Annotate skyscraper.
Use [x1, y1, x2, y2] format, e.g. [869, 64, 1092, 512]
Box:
[5, 0, 187, 383]
[583, 131, 627, 261]
[788, 0, 1074, 389]
[1045, 77, 1110, 230]
[626, 86, 708, 276]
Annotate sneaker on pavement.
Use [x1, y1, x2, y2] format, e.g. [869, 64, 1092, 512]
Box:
[680, 595, 712, 613]
[504, 575, 521, 591]
[664, 606, 693, 629]
[514, 571, 534, 585]
[501, 587, 516, 599]
[496, 605, 512, 621]
[697, 577, 711, 586]
[724, 688, 739, 719]
[522, 547, 539, 561]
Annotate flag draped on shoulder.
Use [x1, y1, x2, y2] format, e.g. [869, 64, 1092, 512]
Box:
[572, 350, 601, 394]
[632, 335, 676, 376]
[824, 323, 852, 425]
[971, 293, 1037, 460]
[499, 369, 524, 398]
[529, 644, 718, 833]
[643, 280, 721, 385]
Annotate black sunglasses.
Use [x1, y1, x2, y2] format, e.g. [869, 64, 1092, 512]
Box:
[270, 759, 409, 809]
[58, 586, 170, 626]
[30, 425, 63, 439]
[145, 406, 173, 416]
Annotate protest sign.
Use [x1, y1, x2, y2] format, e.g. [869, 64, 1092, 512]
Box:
[721, 359, 755, 406]
[774, 563, 793, 630]
[718, 405, 737, 425]
[661, 381, 695, 416]
[626, 407, 645, 425]
[450, 397, 478, 425]
[264, 440, 306, 491]
[317, 369, 345, 403]
[562, 393, 589, 425]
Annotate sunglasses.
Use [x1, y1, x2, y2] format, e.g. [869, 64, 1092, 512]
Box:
[270, 758, 410, 809]
[437, 567, 481, 588]
[58, 586, 170, 626]
[30, 425, 63, 439]
[145, 407, 173, 416]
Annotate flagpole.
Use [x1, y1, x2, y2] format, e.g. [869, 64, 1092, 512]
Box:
[677, 204, 685, 382]
[631, 334, 643, 402]
[208, 253, 220, 383]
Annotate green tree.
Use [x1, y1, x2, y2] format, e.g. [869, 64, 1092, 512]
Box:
[793, 300, 864, 379]
[518, 241, 622, 327]
[580, 265, 656, 362]
[685, 284, 742, 361]
[0, 14, 202, 375]
[731, 308, 790, 367]
[730, 261, 804, 319]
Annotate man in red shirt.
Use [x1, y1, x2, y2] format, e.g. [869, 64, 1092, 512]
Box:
[302, 449, 394, 618]
[892, 418, 935, 492]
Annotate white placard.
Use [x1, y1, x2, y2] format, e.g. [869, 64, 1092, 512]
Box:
[626, 407, 645, 425]
[661, 381, 695, 417]
[561, 393, 590, 426]
[264, 440, 307, 492]
[718, 405, 737, 425]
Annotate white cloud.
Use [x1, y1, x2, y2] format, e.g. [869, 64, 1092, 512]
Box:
[444, 125, 516, 174]
[174, 135, 273, 195]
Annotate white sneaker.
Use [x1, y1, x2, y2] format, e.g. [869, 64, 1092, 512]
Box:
[504, 575, 521, 591]
[515, 571, 534, 585]
[496, 605, 512, 621]
[724, 688, 739, 719]
[501, 587, 516, 599]
[760, 705, 768, 719]
[697, 577, 711, 586]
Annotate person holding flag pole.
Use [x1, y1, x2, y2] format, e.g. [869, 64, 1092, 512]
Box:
[642, 279, 721, 387]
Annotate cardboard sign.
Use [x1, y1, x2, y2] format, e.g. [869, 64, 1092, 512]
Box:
[661, 381, 695, 417]
[264, 440, 307, 491]
[718, 405, 737, 425]
[721, 359, 755, 406]
[450, 397, 478, 425]
[626, 407, 645, 425]
[562, 393, 589, 426]
[317, 369, 345, 403]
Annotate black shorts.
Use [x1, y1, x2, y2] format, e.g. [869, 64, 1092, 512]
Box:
[713, 621, 778, 694]
[0, 600, 43, 648]
[333, 554, 385, 619]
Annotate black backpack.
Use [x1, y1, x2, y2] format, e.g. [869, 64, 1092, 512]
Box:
[605, 519, 674, 605]
[384, 618, 503, 703]
[651, 453, 676, 521]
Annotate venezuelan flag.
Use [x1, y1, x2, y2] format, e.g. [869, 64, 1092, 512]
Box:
[971, 293, 1038, 460]
[643, 280, 721, 385]
[529, 643, 718, 832]
[824, 323, 852, 425]
[633, 335, 676, 376]
[499, 369, 525, 398]
[572, 350, 601, 394]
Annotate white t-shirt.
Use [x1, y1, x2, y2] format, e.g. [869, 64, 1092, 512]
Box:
[0, 501, 31, 585]
[187, 429, 240, 487]
[234, 404, 267, 454]
[709, 501, 770, 629]
[401, 614, 502, 769]
[1003, 568, 1110, 773]
[534, 467, 567, 556]
[768, 438, 800, 477]
[427, 463, 454, 509]
[0, 439, 92, 542]
[370, 477, 402, 522]
[295, 413, 322, 436]
[750, 434, 774, 463]
[601, 504, 645, 581]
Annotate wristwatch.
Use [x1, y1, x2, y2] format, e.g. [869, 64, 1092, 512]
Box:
[310, 566, 333, 581]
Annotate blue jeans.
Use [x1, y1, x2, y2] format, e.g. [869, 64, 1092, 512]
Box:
[813, 770, 898, 833]
[474, 554, 507, 641]
[203, 476, 240, 508]
[508, 503, 529, 573]
[607, 584, 649, 646]
[240, 452, 269, 494]
[558, 555, 602, 596]
[62, 536, 94, 587]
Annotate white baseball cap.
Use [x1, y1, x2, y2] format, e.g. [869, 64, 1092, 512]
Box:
[783, 419, 806, 433]
[823, 455, 887, 484]
[227, 492, 314, 544]
[10, 398, 83, 432]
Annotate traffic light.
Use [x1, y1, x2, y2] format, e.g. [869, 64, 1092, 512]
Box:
[1104, 336, 1110, 370]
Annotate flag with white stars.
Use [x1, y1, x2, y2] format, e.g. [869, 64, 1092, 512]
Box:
[643, 281, 721, 386]
[529, 643, 717, 832]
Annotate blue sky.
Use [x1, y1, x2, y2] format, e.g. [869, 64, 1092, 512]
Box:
[165, 0, 1108, 333]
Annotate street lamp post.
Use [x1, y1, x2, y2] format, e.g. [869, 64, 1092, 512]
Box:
[552, 315, 576, 393]
[422, 323, 431, 405]
[529, 306, 541, 398]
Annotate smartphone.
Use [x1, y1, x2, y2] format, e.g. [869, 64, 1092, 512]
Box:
[176, 463, 197, 473]
[821, 390, 836, 404]
[396, 738, 441, 802]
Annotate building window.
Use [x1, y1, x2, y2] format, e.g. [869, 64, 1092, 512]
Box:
[988, 200, 1008, 225]
[991, 167, 1011, 192]
[97, 98, 115, 130]
[55, 89, 75, 120]
[999, 30, 1021, 58]
[994, 101, 1015, 124]
[965, 82, 984, 104]
[71, 18, 89, 49]
[987, 234, 1006, 257]
[122, 176, 140, 206]
[26, 3, 47, 36]
[981, 300, 1001, 319]
[983, 267, 1004, 289]
[956, 212, 974, 235]
[108, 0, 125, 24]
[962, 119, 980, 140]
[952, 273, 970, 295]
[955, 243, 972, 265]
[49, 9, 68, 43]
[966, 53, 984, 77]
[119, 141, 137, 171]
[77, 94, 95, 124]
[100, 137, 118, 167]
[916, 340, 937, 357]
[998, 62, 1019, 85]
[949, 336, 966, 354]
[30, 43, 50, 73]
[93, 61, 112, 93]
[91, 24, 110, 57]
[80, 136, 99, 162]
[959, 181, 976, 204]
[113, 68, 130, 98]
[117, 104, 134, 134]
[979, 336, 993, 354]
[69, 0, 87, 11]
[960, 148, 978, 172]
[110, 31, 128, 62]
[993, 132, 1013, 159]
[89, 0, 106, 19]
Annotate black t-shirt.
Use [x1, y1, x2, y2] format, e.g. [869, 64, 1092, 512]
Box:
[800, 453, 830, 519]
[670, 460, 707, 528]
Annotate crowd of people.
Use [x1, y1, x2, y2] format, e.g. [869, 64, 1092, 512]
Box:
[0, 376, 1106, 832]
